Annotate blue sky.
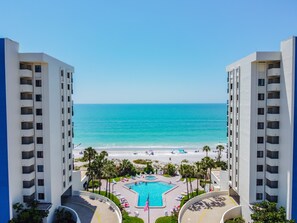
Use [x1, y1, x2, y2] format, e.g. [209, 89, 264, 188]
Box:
[0, 1, 296, 103]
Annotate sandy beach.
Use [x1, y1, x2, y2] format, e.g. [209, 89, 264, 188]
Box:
[73, 147, 227, 165]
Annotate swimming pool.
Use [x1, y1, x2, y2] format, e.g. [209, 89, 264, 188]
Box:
[126, 181, 174, 207]
[145, 175, 157, 181]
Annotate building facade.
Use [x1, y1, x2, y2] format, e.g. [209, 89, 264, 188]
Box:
[226, 36, 297, 220]
[0, 38, 74, 222]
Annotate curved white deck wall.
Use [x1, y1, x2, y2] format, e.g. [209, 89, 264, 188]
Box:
[73, 190, 122, 223]
[178, 191, 229, 223]
[220, 205, 242, 223]
[58, 206, 81, 223]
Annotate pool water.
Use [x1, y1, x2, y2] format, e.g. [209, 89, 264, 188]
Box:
[126, 181, 174, 207]
[145, 175, 157, 180]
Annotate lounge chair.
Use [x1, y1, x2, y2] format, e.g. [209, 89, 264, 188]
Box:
[134, 211, 139, 217]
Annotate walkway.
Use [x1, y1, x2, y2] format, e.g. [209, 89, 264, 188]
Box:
[63, 195, 119, 223]
[180, 195, 237, 223]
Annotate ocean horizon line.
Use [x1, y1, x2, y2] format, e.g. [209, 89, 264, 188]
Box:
[73, 102, 227, 105]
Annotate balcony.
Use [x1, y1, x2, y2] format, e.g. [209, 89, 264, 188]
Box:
[20, 85, 33, 93]
[267, 114, 280, 121]
[22, 185, 35, 196]
[267, 68, 280, 77]
[22, 171, 35, 181]
[21, 129, 34, 137]
[265, 185, 278, 196]
[19, 69, 33, 78]
[20, 100, 33, 107]
[22, 143, 34, 152]
[22, 157, 35, 167]
[266, 157, 279, 166]
[266, 172, 279, 181]
[266, 143, 279, 151]
[266, 128, 279, 136]
[267, 83, 280, 92]
[267, 99, 280, 107]
[21, 114, 34, 122]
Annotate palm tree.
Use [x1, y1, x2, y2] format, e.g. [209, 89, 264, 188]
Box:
[180, 161, 191, 200]
[194, 161, 204, 195]
[201, 157, 216, 191]
[83, 147, 97, 190]
[203, 145, 211, 157]
[93, 151, 108, 193]
[216, 145, 224, 162]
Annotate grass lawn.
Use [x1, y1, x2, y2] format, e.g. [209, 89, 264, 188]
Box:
[155, 216, 177, 223]
[122, 211, 144, 223]
[93, 190, 121, 207]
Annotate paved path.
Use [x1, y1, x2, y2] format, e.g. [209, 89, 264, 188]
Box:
[63, 195, 119, 223]
[181, 195, 237, 223]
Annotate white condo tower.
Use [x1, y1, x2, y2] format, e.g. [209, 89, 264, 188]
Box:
[0, 38, 74, 222]
[226, 36, 297, 221]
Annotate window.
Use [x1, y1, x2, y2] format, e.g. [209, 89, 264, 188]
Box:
[35, 94, 42, 102]
[37, 151, 43, 158]
[67, 72, 70, 78]
[67, 84, 70, 90]
[61, 83, 64, 89]
[62, 108, 64, 114]
[61, 96, 64, 102]
[68, 96, 70, 102]
[257, 137, 264, 144]
[266, 193, 278, 202]
[36, 109, 42, 116]
[69, 164, 71, 170]
[61, 70, 64, 77]
[68, 119, 71, 125]
[38, 193, 45, 200]
[69, 176, 72, 182]
[37, 165, 44, 172]
[257, 179, 263, 186]
[257, 165, 263, 172]
[62, 120, 64, 126]
[69, 153, 71, 159]
[37, 137, 43, 144]
[62, 145, 65, 151]
[267, 136, 279, 144]
[63, 169, 65, 175]
[36, 123, 43, 130]
[35, 65, 41, 73]
[266, 179, 278, 188]
[258, 108, 264, 115]
[258, 79, 265, 86]
[256, 193, 263, 200]
[35, 80, 42, 87]
[257, 151, 264, 158]
[268, 106, 280, 114]
[68, 142, 71, 148]
[258, 93, 265, 100]
[68, 131, 71, 136]
[68, 107, 71, 113]
[63, 157, 65, 163]
[63, 181, 66, 188]
[267, 165, 278, 173]
[257, 122, 264, 129]
[267, 150, 279, 159]
[38, 179, 44, 186]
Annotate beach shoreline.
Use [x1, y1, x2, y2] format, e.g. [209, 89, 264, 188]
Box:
[73, 145, 227, 165]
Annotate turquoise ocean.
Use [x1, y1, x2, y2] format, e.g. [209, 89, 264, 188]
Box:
[73, 104, 227, 150]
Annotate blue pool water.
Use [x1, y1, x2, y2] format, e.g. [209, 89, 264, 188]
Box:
[126, 181, 174, 206]
[145, 176, 157, 181]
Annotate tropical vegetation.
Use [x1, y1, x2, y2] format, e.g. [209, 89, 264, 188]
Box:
[9, 201, 49, 223]
[251, 201, 294, 223]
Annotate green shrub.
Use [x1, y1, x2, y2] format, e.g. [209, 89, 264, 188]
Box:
[122, 210, 144, 223]
[133, 159, 151, 165]
[225, 217, 245, 223]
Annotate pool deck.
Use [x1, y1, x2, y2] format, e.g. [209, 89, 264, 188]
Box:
[114, 175, 200, 223]
[181, 195, 237, 223]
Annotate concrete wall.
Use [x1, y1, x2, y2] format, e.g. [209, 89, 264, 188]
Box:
[220, 205, 243, 223]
